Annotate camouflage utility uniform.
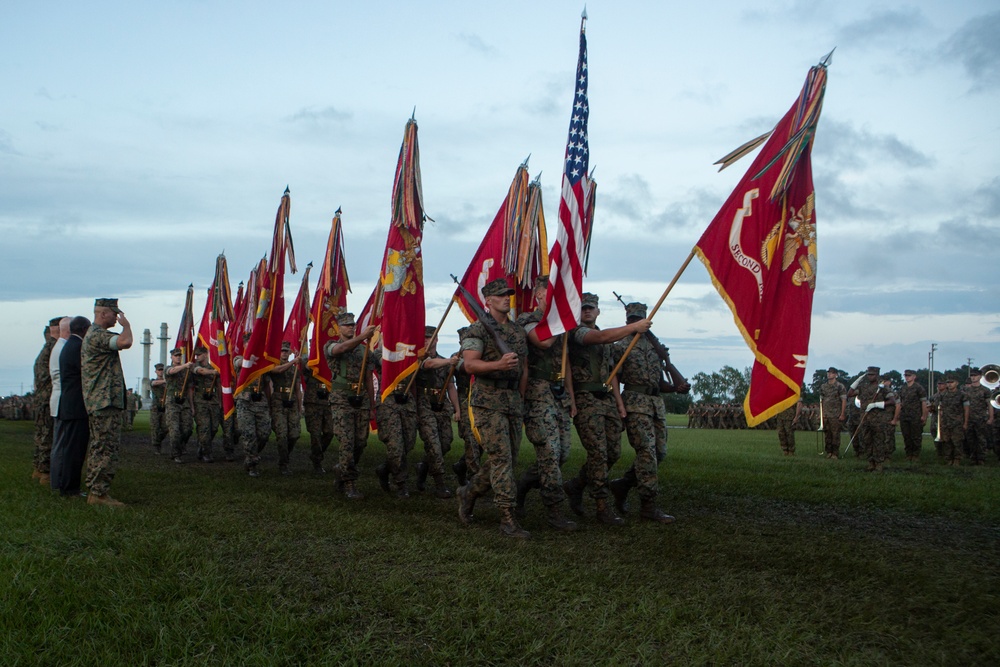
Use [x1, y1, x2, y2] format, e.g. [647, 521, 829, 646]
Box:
[81, 324, 126, 496]
[819, 380, 846, 457]
[268, 364, 301, 471]
[33, 335, 55, 474]
[165, 363, 193, 459]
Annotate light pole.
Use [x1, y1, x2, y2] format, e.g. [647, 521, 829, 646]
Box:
[929, 343, 937, 397]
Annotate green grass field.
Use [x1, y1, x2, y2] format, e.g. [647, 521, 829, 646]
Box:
[2, 415, 998, 666]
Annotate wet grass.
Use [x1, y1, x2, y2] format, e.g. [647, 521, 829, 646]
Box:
[1, 416, 998, 665]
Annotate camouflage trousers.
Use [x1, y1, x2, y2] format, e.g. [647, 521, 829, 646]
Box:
[823, 421, 842, 456]
[237, 398, 271, 469]
[900, 418, 924, 457]
[331, 398, 369, 482]
[572, 394, 622, 500]
[776, 416, 796, 453]
[458, 394, 481, 479]
[965, 419, 989, 463]
[623, 412, 664, 501]
[222, 413, 236, 455]
[303, 402, 333, 466]
[150, 406, 167, 452]
[376, 400, 416, 488]
[269, 401, 300, 469]
[417, 397, 451, 478]
[522, 392, 572, 506]
[85, 407, 121, 497]
[939, 422, 965, 463]
[466, 405, 521, 509]
[33, 406, 53, 473]
[194, 402, 221, 457]
[165, 402, 193, 458]
[858, 411, 890, 464]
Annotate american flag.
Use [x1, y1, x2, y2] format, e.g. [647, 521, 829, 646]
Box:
[534, 17, 590, 341]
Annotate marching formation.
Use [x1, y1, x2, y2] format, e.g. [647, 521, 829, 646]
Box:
[20, 19, 851, 540]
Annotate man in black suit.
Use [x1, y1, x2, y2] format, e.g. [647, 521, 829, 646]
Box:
[51, 316, 91, 497]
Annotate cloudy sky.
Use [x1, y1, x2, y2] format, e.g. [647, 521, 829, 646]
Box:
[2, 0, 998, 397]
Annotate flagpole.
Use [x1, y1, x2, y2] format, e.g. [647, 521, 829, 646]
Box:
[355, 281, 384, 398]
[604, 249, 695, 387]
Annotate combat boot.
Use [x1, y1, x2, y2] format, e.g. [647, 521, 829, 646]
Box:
[563, 478, 585, 516]
[375, 462, 391, 493]
[609, 477, 632, 515]
[87, 493, 125, 507]
[595, 498, 625, 526]
[545, 505, 577, 532]
[343, 480, 363, 501]
[452, 458, 468, 486]
[432, 474, 453, 499]
[415, 461, 429, 492]
[396, 484, 410, 500]
[639, 497, 675, 524]
[499, 507, 531, 539]
[457, 484, 477, 524]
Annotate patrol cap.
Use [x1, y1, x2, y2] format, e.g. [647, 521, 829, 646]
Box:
[827, 367, 839, 374]
[481, 278, 515, 297]
[866, 366, 880, 374]
[424, 325, 437, 338]
[335, 312, 356, 326]
[881, 374, 893, 381]
[625, 302, 647, 320]
[154, 363, 165, 370]
[95, 298, 122, 314]
[280, 341, 291, 351]
[581, 293, 599, 308]
[533, 274, 549, 291]
[970, 368, 982, 377]
[193, 345, 208, 354]
[170, 347, 183, 356]
[946, 374, 961, 383]
[48, 316, 64, 327]
[904, 369, 917, 376]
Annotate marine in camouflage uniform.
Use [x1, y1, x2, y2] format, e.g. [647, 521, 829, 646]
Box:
[235, 341, 271, 477]
[414, 326, 458, 499]
[848, 366, 896, 471]
[324, 312, 377, 500]
[936, 376, 968, 465]
[962, 370, 994, 465]
[164, 348, 194, 463]
[267, 342, 301, 474]
[31, 321, 58, 481]
[512, 277, 576, 531]
[191, 346, 221, 462]
[564, 292, 650, 526]
[149, 364, 167, 453]
[451, 327, 479, 486]
[456, 278, 530, 538]
[895, 370, 928, 462]
[819, 368, 847, 459]
[775, 402, 800, 455]
[881, 376, 898, 454]
[375, 372, 417, 498]
[300, 359, 334, 473]
[610, 302, 675, 524]
[81, 298, 132, 505]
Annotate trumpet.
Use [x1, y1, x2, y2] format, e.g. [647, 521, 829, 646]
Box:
[980, 364, 1000, 390]
[934, 401, 942, 442]
[817, 401, 824, 432]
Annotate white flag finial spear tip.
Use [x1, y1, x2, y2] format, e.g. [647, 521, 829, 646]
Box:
[522, 154, 531, 168]
[410, 106, 416, 121]
[819, 48, 835, 67]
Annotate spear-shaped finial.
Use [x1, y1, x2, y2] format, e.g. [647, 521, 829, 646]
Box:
[522, 153, 531, 168]
[335, 206, 342, 215]
[531, 171, 543, 185]
[819, 48, 835, 68]
[410, 106, 416, 121]
[581, 5, 587, 30]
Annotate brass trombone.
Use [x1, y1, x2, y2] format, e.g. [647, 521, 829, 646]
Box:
[817, 401, 824, 432]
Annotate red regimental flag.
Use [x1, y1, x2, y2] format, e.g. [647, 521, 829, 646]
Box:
[377, 118, 425, 399]
[694, 61, 827, 426]
[308, 210, 351, 387]
[196, 254, 237, 418]
[174, 284, 196, 362]
[535, 22, 590, 341]
[283, 263, 311, 355]
[236, 188, 296, 395]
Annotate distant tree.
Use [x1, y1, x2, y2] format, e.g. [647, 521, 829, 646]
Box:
[662, 392, 692, 414]
[691, 365, 751, 404]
